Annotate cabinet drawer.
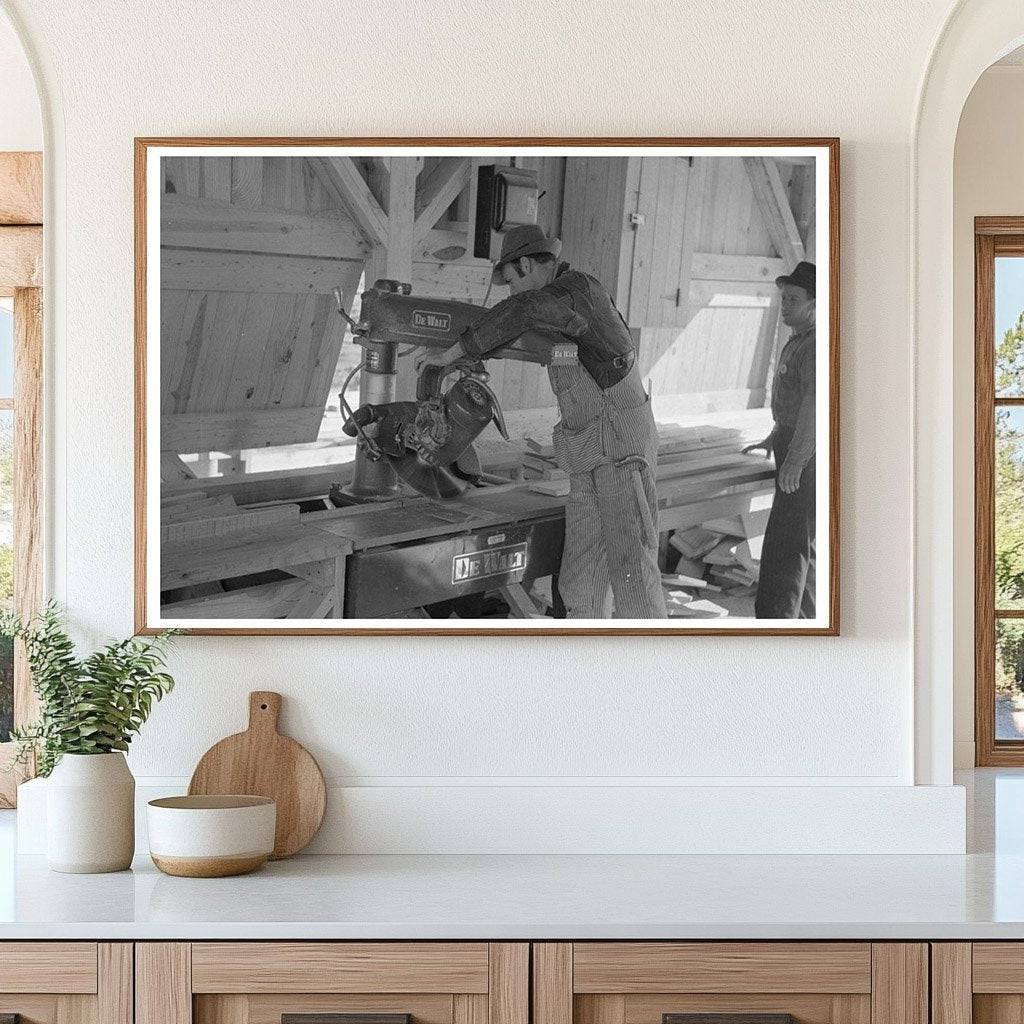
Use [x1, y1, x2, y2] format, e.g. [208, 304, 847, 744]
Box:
[534, 943, 926, 1024]
[191, 943, 490, 993]
[0, 942, 98, 993]
[572, 943, 872, 994]
[139, 942, 528, 1024]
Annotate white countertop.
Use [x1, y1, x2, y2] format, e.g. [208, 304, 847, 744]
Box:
[1, 849, 1023, 940]
[1, 770, 1021, 941]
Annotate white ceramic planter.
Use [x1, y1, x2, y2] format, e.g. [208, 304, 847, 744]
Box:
[46, 752, 135, 873]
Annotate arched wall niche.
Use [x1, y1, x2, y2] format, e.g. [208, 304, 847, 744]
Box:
[914, 0, 1024, 784]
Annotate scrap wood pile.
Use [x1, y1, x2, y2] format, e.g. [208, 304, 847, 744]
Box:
[661, 506, 769, 618]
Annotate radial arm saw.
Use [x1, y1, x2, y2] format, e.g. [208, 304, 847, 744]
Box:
[333, 279, 584, 502]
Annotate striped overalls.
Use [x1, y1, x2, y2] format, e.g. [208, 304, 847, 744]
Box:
[463, 264, 667, 619]
[548, 358, 666, 619]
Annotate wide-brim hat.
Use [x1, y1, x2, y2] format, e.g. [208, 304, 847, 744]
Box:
[775, 260, 816, 297]
[492, 224, 562, 283]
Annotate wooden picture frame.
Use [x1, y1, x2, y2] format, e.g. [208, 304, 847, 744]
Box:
[135, 137, 840, 636]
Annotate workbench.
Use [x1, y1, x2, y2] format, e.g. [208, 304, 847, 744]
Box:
[159, 450, 775, 621]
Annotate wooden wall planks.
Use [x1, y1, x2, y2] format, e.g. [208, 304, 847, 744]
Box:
[555, 154, 813, 404]
[152, 148, 820, 449]
[159, 155, 363, 450]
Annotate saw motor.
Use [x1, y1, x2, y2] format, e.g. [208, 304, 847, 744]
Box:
[337, 363, 508, 501]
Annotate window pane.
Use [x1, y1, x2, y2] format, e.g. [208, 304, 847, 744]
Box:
[997, 407, 1024, 609]
[996, 257, 1024, 396]
[0, 300, 11, 399]
[998, 620, 1024, 739]
[0, 400, 11, 742]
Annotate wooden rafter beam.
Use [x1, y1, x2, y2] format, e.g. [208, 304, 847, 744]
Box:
[414, 158, 471, 244]
[307, 156, 388, 247]
[161, 197, 368, 260]
[743, 157, 805, 268]
[161, 248, 362, 293]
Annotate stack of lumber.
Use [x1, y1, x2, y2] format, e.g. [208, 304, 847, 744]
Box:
[160, 491, 298, 544]
[521, 424, 748, 497]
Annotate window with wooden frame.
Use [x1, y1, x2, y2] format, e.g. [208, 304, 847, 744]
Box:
[0, 151, 43, 806]
[975, 217, 1024, 765]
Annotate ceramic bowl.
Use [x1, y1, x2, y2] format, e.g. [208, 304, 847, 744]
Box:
[147, 795, 276, 877]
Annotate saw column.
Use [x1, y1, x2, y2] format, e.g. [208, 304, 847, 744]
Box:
[309, 156, 421, 498]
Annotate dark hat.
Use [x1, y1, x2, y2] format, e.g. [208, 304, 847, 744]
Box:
[776, 260, 815, 296]
[492, 224, 562, 283]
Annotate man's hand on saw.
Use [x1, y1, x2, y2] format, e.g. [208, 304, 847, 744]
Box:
[415, 343, 464, 374]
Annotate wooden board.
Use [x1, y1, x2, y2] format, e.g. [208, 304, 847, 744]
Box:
[0, 152, 42, 225]
[318, 502, 509, 550]
[160, 522, 349, 589]
[189, 691, 326, 859]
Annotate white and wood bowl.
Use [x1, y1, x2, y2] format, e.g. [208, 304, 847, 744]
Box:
[147, 795, 276, 878]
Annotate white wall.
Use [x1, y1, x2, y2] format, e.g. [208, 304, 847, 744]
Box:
[0, 9, 39, 151]
[952, 65, 1024, 768]
[0, 0, 974, 852]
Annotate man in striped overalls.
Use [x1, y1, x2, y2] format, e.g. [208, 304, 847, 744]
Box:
[419, 226, 667, 619]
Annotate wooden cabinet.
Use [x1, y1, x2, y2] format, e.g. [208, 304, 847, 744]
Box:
[0, 942, 132, 1024]
[0, 938, 946, 1024]
[136, 943, 528, 1024]
[532, 943, 928, 1024]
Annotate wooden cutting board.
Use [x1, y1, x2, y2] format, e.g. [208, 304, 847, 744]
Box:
[188, 691, 326, 859]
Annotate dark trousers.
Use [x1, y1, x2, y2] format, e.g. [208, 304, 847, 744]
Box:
[754, 428, 816, 619]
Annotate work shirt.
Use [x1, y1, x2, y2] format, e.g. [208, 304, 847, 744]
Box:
[770, 326, 816, 470]
[461, 262, 655, 476]
[460, 263, 636, 389]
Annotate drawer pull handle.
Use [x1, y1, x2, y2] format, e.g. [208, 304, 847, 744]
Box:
[283, 1016, 412, 1024]
[664, 1016, 797, 1024]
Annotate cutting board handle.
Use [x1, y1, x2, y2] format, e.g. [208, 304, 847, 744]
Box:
[248, 691, 282, 734]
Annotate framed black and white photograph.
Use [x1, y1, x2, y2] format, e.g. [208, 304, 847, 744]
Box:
[135, 138, 839, 634]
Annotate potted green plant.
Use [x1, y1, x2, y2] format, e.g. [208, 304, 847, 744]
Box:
[2, 603, 178, 873]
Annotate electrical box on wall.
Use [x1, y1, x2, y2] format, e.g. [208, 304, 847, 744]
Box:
[473, 164, 540, 260]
